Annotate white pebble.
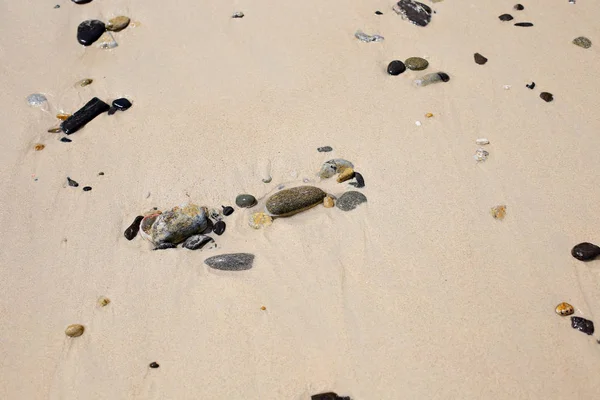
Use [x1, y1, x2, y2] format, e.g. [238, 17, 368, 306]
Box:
[27, 93, 47, 107]
[415, 121, 422, 126]
[476, 138, 490, 145]
[503, 85, 511, 90]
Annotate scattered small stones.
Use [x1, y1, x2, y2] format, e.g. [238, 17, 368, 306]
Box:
[323, 196, 335, 208]
[76, 78, 93, 87]
[182, 234, 213, 250]
[414, 72, 450, 87]
[96, 32, 118, 49]
[514, 4, 524, 10]
[61, 97, 110, 134]
[337, 168, 355, 183]
[375, 11, 383, 15]
[514, 22, 534, 27]
[540, 92, 554, 102]
[571, 242, 600, 261]
[65, 324, 85, 337]
[67, 177, 79, 187]
[222, 205, 234, 216]
[526, 82, 536, 89]
[232, 11, 245, 18]
[106, 16, 130, 32]
[355, 30, 384, 42]
[387, 60, 406, 76]
[77, 20, 106, 46]
[213, 221, 226, 235]
[98, 296, 111, 307]
[555, 302, 574, 316]
[151, 204, 208, 245]
[571, 316, 594, 335]
[34, 144, 45, 151]
[336, 191, 367, 211]
[204, 253, 254, 271]
[474, 53, 488, 65]
[60, 137, 72, 143]
[349, 172, 365, 188]
[83, 186, 92, 191]
[124, 215, 144, 240]
[249, 212, 273, 229]
[490, 205, 507, 220]
[320, 159, 354, 178]
[476, 138, 490, 145]
[266, 186, 327, 216]
[498, 14, 514, 21]
[27, 93, 47, 107]
[149, 362, 160, 369]
[405, 57, 428, 71]
[318, 146, 333, 153]
[393, 0, 433, 27]
[154, 242, 178, 250]
[311, 393, 350, 400]
[108, 98, 133, 115]
[236, 194, 257, 208]
[474, 148, 489, 162]
[572, 36, 592, 49]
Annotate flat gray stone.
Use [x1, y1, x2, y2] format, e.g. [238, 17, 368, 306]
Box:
[205, 253, 254, 271]
[573, 36, 592, 49]
[336, 191, 367, 211]
[266, 186, 327, 216]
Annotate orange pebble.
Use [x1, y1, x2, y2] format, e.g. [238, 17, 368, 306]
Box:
[260, 306, 266, 311]
[56, 113, 71, 121]
[34, 144, 45, 151]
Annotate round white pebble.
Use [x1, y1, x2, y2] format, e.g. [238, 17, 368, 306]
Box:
[27, 93, 47, 107]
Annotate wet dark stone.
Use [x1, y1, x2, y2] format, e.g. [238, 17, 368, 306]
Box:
[349, 172, 365, 188]
[526, 82, 536, 89]
[387, 60, 406, 76]
[83, 186, 92, 191]
[437, 72, 450, 82]
[514, 4, 524, 10]
[474, 53, 488, 65]
[498, 14, 514, 21]
[571, 317, 595, 335]
[222, 205, 234, 216]
[236, 194, 257, 208]
[124, 215, 143, 241]
[60, 137, 72, 143]
[113, 98, 132, 111]
[213, 221, 226, 235]
[394, 0, 432, 27]
[311, 393, 351, 400]
[54, 4, 60, 8]
[149, 362, 160, 368]
[201, 219, 214, 235]
[182, 234, 213, 250]
[571, 242, 600, 261]
[375, 11, 383, 15]
[205, 253, 254, 271]
[154, 242, 178, 250]
[77, 20, 106, 46]
[60, 97, 110, 134]
[317, 146, 333, 153]
[72, 0, 93, 3]
[67, 177, 79, 187]
[98, 172, 104, 175]
[515, 22, 533, 27]
[540, 92, 554, 102]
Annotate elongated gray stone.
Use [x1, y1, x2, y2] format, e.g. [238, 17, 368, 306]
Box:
[205, 253, 254, 271]
[266, 186, 326, 216]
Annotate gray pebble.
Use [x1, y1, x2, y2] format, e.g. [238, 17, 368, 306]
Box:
[182, 234, 214, 250]
[573, 36, 592, 49]
[205, 253, 254, 271]
[405, 57, 429, 71]
[27, 93, 47, 107]
[235, 194, 257, 208]
[266, 186, 327, 216]
[336, 191, 367, 211]
[318, 146, 333, 152]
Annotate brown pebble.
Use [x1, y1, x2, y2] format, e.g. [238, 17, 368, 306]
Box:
[555, 302, 574, 316]
[491, 205, 507, 220]
[48, 127, 62, 133]
[323, 196, 335, 208]
[261, 306, 267, 311]
[474, 53, 488, 65]
[540, 92, 554, 102]
[98, 296, 111, 307]
[34, 144, 45, 151]
[425, 113, 434, 118]
[65, 324, 85, 337]
[76, 79, 93, 87]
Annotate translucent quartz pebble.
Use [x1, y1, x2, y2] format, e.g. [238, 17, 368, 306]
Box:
[27, 93, 47, 107]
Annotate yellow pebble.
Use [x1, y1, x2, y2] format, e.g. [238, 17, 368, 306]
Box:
[56, 113, 71, 121]
[65, 324, 85, 338]
[34, 144, 45, 151]
[425, 113, 434, 118]
[555, 302, 574, 316]
[337, 167, 355, 183]
[491, 205, 506, 220]
[323, 196, 334, 208]
[98, 296, 111, 307]
[249, 212, 273, 229]
[261, 306, 266, 311]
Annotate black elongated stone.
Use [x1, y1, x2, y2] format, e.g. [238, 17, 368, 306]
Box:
[67, 177, 79, 187]
[213, 221, 226, 235]
[60, 137, 72, 142]
[387, 60, 406, 76]
[149, 362, 160, 368]
[60, 97, 110, 134]
[124, 215, 143, 240]
[499, 14, 513, 21]
[311, 393, 350, 400]
[222, 205, 234, 216]
[514, 4, 524, 10]
[571, 242, 600, 261]
[154, 242, 178, 250]
[349, 172, 365, 188]
[72, 0, 93, 3]
[515, 22, 533, 27]
[77, 20, 106, 46]
[571, 317, 594, 335]
[83, 186, 92, 191]
[375, 11, 383, 15]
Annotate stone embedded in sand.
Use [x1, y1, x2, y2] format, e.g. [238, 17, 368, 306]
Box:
[318, 146, 333, 153]
[355, 30, 384, 42]
[182, 234, 213, 250]
[393, 0, 433, 27]
[249, 212, 273, 229]
[72, 0, 93, 4]
[266, 186, 327, 216]
[474, 53, 488, 65]
[337, 167, 355, 183]
[150, 204, 208, 245]
[236, 194, 257, 208]
[336, 191, 367, 211]
[387, 60, 406, 76]
[540, 92, 554, 102]
[405, 57, 429, 71]
[319, 159, 354, 178]
[124, 215, 143, 240]
[573, 36, 592, 49]
[34, 144, 45, 151]
[311, 392, 351, 400]
[323, 196, 335, 208]
[555, 302, 574, 316]
[106, 16, 130, 32]
[65, 324, 85, 337]
[498, 14, 513, 21]
[571, 242, 600, 261]
[474, 148, 489, 162]
[76, 78, 93, 87]
[97, 32, 118, 49]
[205, 253, 254, 271]
[514, 4, 524, 10]
[490, 205, 506, 220]
[514, 22, 533, 27]
[98, 296, 111, 307]
[571, 316, 594, 335]
[414, 72, 450, 87]
[476, 138, 489, 145]
[67, 177, 79, 187]
[77, 20, 106, 46]
[232, 11, 245, 18]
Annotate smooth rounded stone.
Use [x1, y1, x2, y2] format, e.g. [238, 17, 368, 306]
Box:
[205, 253, 254, 271]
[556, 302, 574, 316]
[375, 11, 383, 15]
[96, 32, 118, 49]
[150, 204, 208, 245]
[249, 212, 273, 229]
[232, 11, 245, 18]
[571, 242, 600, 261]
[67, 177, 79, 187]
[34, 144, 45, 151]
[222, 205, 234, 216]
[98, 296, 110, 307]
[387, 60, 406, 76]
[113, 98, 132, 110]
[65, 324, 85, 337]
[77, 20, 106, 46]
[72, 0, 93, 3]
[83, 186, 92, 191]
[393, 0, 432, 27]
[514, 22, 533, 27]
[149, 362, 160, 368]
[571, 316, 594, 335]
[213, 221, 226, 235]
[317, 146, 333, 153]
[323, 196, 335, 208]
[319, 159, 354, 178]
[498, 14, 513, 21]
[514, 4, 524, 10]
[349, 172, 365, 188]
[124, 215, 143, 240]
[182, 234, 213, 250]
[405, 57, 428, 71]
[474, 53, 488, 65]
[573, 36, 592, 49]
[337, 167, 355, 183]
[236, 194, 257, 208]
[266, 186, 327, 216]
[540, 92, 554, 102]
[27, 93, 47, 107]
[154, 242, 178, 250]
[60, 137, 72, 143]
[311, 392, 350, 400]
[476, 138, 489, 145]
[414, 72, 450, 87]
[106, 16, 130, 32]
[336, 191, 367, 211]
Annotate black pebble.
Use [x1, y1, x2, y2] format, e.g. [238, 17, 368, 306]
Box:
[154, 243, 177, 250]
[60, 137, 72, 143]
[67, 177, 79, 187]
[499, 14, 514, 21]
[311, 393, 350, 400]
[526, 82, 536, 89]
[514, 4, 524, 10]
[387, 60, 406, 76]
[83, 186, 92, 191]
[540, 92, 554, 102]
[474, 53, 488, 65]
[149, 362, 160, 368]
[213, 221, 226, 235]
[72, 0, 93, 3]
[201, 219, 214, 234]
[437, 72, 450, 82]
[113, 98, 132, 111]
[571, 317, 595, 335]
[54, 4, 60, 8]
[375, 11, 383, 15]
[349, 172, 365, 188]
[222, 205, 234, 216]
[77, 20, 106, 46]
[514, 22, 533, 27]
[571, 242, 600, 261]
[98, 172, 104, 176]
[124, 215, 143, 241]
[317, 146, 333, 153]
[61, 97, 110, 135]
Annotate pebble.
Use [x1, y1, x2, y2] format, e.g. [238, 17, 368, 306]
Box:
[222, 205, 234, 216]
[355, 30, 384, 42]
[34, 144, 45, 151]
[323, 196, 335, 208]
[65, 324, 85, 337]
[498, 14, 514, 21]
[98, 172, 104, 176]
[540, 92, 554, 102]
[76, 78, 93, 87]
[182, 234, 214, 250]
[474, 53, 488, 65]
[205, 253, 254, 271]
[98, 296, 111, 307]
[124, 215, 144, 240]
[72, 0, 93, 3]
[414, 72, 450, 87]
[571, 242, 600, 261]
[232, 12, 245, 18]
[320, 159, 354, 179]
[27, 93, 47, 107]
[514, 4, 524, 10]
[311, 393, 350, 400]
[490, 205, 507, 220]
[526, 82, 535, 89]
[514, 22, 533, 27]
[476, 138, 490, 145]
[213, 221, 226, 235]
[336, 191, 367, 211]
[318, 146, 333, 153]
[83, 186, 92, 191]
[60, 137, 72, 143]
[151, 204, 208, 245]
[108, 98, 133, 115]
[56, 113, 71, 121]
[96, 32, 118, 49]
[375, 11, 383, 15]
[106, 16, 130, 32]
[236, 194, 257, 208]
[61, 97, 110, 135]
[555, 302, 574, 316]
[571, 316, 594, 335]
[337, 167, 355, 183]
[425, 113, 434, 118]
[149, 362, 160, 368]
[393, 0, 433, 27]
[48, 127, 62, 133]
[387, 60, 406, 76]
[405, 57, 429, 71]
[154, 242, 178, 250]
[349, 172, 365, 188]
[572, 36, 592, 49]
[67, 177, 79, 187]
[54, 4, 60, 8]
[266, 186, 327, 216]
[474, 148, 489, 162]
[77, 20, 106, 46]
[249, 212, 273, 229]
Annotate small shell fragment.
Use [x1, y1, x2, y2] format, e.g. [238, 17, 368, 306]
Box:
[76, 79, 93, 87]
[491, 205, 507, 220]
[98, 296, 111, 307]
[65, 324, 85, 337]
[476, 138, 490, 145]
[555, 302, 574, 316]
[323, 196, 335, 208]
[337, 167, 355, 183]
[34, 144, 45, 151]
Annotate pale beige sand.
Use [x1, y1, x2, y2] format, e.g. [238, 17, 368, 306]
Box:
[1, 0, 600, 398]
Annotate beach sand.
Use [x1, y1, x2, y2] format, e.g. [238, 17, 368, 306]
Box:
[1, 0, 600, 398]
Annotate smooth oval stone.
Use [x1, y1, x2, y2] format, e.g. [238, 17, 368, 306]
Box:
[236, 194, 257, 208]
[499, 14, 513, 21]
[27, 93, 47, 107]
[514, 22, 533, 27]
[213, 221, 226, 235]
[83, 186, 92, 191]
[106, 16, 130, 32]
[405, 57, 428, 71]
[72, 0, 93, 3]
[393, 0, 432, 27]
[266, 186, 327, 216]
[151, 204, 208, 245]
[474, 53, 488, 65]
[77, 20, 106, 46]
[149, 362, 160, 368]
[65, 324, 85, 337]
[573, 36, 592, 49]
[540, 92, 553, 102]
[222, 205, 234, 216]
[317, 146, 333, 152]
[571, 242, 600, 261]
[571, 316, 594, 335]
[124, 215, 143, 240]
[514, 4, 524, 10]
[387, 60, 406, 75]
[336, 191, 367, 211]
[311, 393, 350, 400]
[182, 234, 213, 250]
[205, 253, 254, 271]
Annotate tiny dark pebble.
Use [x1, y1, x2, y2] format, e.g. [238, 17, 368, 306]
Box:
[54, 4, 60, 8]
[514, 22, 533, 27]
[349, 172, 365, 188]
[98, 172, 104, 176]
[67, 177, 79, 187]
[153, 242, 177, 250]
[499, 14, 514, 21]
[317, 146, 333, 153]
[375, 11, 383, 15]
[311, 393, 351, 400]
[60, 137, 72, 143]
[437, 72, 450, 82]
[124, 215, 143, 241]
[213, 221, 226, 235]
[149, 362, 160, 368]
[571, 242, 600, 261]
[526, 82, 536, 89]
[514, 4, 524, 10]
[222, 205, 234, 216]
[474, 53, 488, 65]
[571, 316, 595, 335]
[112, 98, 132, 111]
[540, 92, 554, 102]
[387, 60, 406, 76]
[83, 186, 92, 191]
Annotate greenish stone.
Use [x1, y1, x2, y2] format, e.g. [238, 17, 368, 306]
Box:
[266, 186, 327, 216]
[573, 36, 592, 49]
[405, 57, 429, 71]
[236, 194, 257, 208]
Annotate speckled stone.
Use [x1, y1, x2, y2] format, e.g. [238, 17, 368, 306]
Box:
[405, 57, 429, 71]
[205, 253, 254, 271]
[336, 191, 367, 211]
[235, 194, 257, 208]
[150, 204, 208, 245]
[571, 316, 594, 335]
[266, 186, 327, 216]
[573, 36, 592, 49]
[182, 234, 214, 250]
